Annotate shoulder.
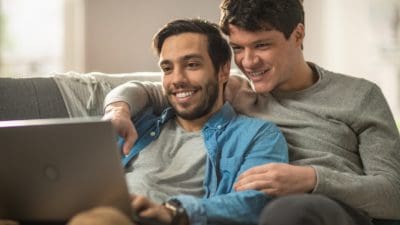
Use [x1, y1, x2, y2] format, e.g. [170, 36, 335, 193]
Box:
[311, 65, 384, 104]
[318, 65, 378, 92]
[232, 114, 282, 135]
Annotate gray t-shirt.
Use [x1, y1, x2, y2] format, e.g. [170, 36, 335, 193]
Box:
[125, 119, 206, 203]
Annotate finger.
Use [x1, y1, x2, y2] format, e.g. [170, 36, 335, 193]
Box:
[122, 126, 138, 155]
[138, 207, 161, 218]
[235, 179, 272, 192]
[123, 138, 134, 155]
[235, 173, 272, 190]
[130, 194, 137, 201]
[238, 164, 270, 180]
[131, 195, 153, 213]
[261, 187, 283, 197]
[138, 205, 171, 224]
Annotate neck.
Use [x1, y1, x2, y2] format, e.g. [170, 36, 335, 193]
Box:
[278, 57, 317, 92]
[295, 60, 316, 90]
[176, 116, 208, 132]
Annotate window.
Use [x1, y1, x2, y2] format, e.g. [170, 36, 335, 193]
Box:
[0, 0, 64, 77]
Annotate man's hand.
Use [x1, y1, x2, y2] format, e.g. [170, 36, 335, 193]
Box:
[102, 101, 138, 155]
[131, 195, 189, 225]
[234, 163, 317, 196]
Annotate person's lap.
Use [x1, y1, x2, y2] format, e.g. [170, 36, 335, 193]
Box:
[67, 207, 134, 225]
[259, 194, 372, 225]
[0, 207, 133, 225]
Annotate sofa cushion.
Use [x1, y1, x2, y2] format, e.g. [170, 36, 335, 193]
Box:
[0, 77, 68, 120]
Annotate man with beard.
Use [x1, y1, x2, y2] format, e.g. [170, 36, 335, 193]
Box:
[69, 19, 287, 225]
[101, 1, 400, 225]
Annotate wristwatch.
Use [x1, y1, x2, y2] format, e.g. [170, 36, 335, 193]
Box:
[163, 199, 187, 225]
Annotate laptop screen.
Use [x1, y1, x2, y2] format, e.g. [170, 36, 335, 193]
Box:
[0, 118, 132, 222]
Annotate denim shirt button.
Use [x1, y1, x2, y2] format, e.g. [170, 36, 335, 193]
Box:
[217, 125, 222, 129]
[150, 131, 156, 137]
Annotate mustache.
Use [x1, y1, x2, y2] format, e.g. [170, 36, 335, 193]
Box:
[165, 83, 199, 95]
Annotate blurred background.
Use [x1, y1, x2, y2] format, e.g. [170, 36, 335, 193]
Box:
[0, 0, 399, 119]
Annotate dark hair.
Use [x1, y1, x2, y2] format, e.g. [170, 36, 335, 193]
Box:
[152, 18, 231, 73]
[220, 0, 304, 39]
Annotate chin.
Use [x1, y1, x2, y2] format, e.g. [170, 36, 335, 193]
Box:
[253, 84, 272, 93]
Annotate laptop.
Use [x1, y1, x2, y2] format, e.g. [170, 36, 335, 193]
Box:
[0, 118, 132, 223]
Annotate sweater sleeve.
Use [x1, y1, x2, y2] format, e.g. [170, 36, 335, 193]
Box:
[103, 80, 167, 116]
[312, 84, 400, 219]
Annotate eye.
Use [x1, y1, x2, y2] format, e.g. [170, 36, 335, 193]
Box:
[231, 45, 243, 54]
[187, 61, 200, 69]
[160, 65, 172, 74]
[255, 42, 271, 49]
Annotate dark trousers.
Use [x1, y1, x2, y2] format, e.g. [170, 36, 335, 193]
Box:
[259, 194, 373, 225]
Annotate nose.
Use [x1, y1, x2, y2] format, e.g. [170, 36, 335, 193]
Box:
[241, 49, 260, 69]
[171, 67, 187, 87]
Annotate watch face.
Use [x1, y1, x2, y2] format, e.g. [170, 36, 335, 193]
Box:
[165, 199, 186, 224]
[168, 199, 182, 207]
[164, 202, 178, 217]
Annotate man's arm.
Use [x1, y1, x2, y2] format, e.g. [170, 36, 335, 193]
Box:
[102, 81, 166, 153]
[235, 163, 316, 196]
[311, 84, 400, 219]
[103, 81, 166, 117]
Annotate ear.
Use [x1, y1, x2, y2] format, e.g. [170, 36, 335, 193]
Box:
[219, 62, 231, 84]
[291, 23, 305, 48]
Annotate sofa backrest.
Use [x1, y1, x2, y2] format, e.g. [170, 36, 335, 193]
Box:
[0, 72, 162, 121]
[0, 77, 69, 120]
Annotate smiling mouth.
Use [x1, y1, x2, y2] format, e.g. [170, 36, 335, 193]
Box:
[174, 90, 196, 99]
[247, 69, 269, 78]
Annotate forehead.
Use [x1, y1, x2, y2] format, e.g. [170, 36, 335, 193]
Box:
[227, 24, 285, 45]
[159, 33, 209, 62]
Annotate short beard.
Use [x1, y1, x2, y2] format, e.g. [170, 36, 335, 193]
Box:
[168, 78, 219, 121]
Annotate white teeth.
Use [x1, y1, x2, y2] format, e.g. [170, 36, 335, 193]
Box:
[176, 91, 194, 98]
[248, 70, 266, 76]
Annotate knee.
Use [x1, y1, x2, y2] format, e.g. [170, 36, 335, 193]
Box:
[0, 220, 19, 225]
[259, 194, 346, 225]
[67, 207, 133, 225]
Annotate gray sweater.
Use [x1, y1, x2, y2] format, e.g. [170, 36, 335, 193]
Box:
[104, 63, 400, 219]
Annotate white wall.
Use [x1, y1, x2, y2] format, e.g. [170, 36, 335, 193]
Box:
[66, 1, 400, 118]
[303, 0, 400, 117]
[83, 0, 220, 73]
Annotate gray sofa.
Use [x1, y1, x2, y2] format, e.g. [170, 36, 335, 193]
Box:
[0, 72, 161, 121]
[0, 72, 398, 225]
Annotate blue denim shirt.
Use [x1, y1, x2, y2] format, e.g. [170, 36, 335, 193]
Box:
[120, 103, 288, 225]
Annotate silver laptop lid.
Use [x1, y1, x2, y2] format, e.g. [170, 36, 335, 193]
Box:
[0, 117, 132, 221]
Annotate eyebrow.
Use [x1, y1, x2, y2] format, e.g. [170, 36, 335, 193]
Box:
[159, 54, 204, 66]
[182, 54, 203, 61]
[229, 38, 273, 46]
